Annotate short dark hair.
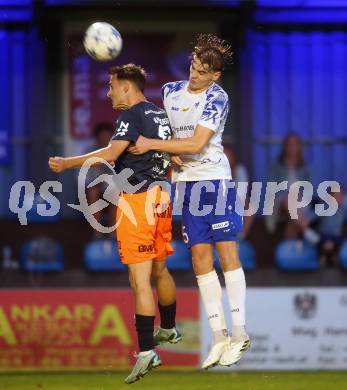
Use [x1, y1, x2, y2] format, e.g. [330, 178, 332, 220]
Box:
[192, 33, 233, 72]
[108, 63, 146, 93]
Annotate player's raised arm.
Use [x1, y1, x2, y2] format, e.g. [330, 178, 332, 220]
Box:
[48, 139, 130, 173]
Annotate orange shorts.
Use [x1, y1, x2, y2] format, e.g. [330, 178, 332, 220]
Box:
[116, 186, 174, 264]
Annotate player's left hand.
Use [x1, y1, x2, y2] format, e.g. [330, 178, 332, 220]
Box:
[128, 135, 151, 155]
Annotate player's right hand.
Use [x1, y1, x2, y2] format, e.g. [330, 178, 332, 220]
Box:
[48, 157, 66, 173]
[171, 155, 183, 166]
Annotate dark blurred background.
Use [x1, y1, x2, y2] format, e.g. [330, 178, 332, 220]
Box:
[0, 0, 347, 373]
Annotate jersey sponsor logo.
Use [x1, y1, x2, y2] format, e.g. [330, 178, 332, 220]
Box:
[116, 121, 129, 136]
[138, 244, 154, 253]
[144, 109, 165, 115]
[181, 107, 190, 112]
[154, 116, 170, 126]
[171, 106, 180, 111]
[212, 221, 229, 230]
[173, 125, 195, 132]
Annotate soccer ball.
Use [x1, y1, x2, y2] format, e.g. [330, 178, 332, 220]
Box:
[83, 22, 123, 61]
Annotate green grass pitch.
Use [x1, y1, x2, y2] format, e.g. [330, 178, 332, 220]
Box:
[0, 371, 347, 390]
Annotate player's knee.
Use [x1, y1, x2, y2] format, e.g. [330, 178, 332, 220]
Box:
[218, 251, 240, 264]
[128, 273, 142, 291]
[151, 263, 168, 281]
[219, 253, 241, 272]
[192, 256, 214, 274]
[129, 276, 151, 294]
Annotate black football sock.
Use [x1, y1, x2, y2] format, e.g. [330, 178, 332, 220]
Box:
[158, 301, 176, 329]
[135, 314, 155, 352]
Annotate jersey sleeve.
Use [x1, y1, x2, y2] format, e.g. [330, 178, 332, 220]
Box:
[111, 110, 140, 143]
[161, 82, 179, 100]
[161, 83, 168, 100]
[198, 90, 229, 132]
[162, 81, 186, 110]
[161, 84, 169, 112]
[162, 82, 176, 112]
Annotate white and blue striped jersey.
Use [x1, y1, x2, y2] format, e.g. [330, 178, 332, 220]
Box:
[162, 80, 231, 182]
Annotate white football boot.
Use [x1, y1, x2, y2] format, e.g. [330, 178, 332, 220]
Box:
[219, 335, 251, 366]
[202, 338, 230, 369]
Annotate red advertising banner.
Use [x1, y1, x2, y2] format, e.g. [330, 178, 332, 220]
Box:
[0, 289, 199, 371]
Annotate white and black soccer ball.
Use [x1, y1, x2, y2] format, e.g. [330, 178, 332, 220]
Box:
[83, 22, 123, 61]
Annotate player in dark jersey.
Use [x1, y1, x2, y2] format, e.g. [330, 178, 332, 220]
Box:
[48, 64, 181, 384]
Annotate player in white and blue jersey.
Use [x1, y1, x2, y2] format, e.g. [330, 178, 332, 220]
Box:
[129, 34, 250, 368]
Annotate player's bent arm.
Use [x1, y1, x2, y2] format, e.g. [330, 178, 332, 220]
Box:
[48, 140, 130, 172]
[67, 140, 129, 168]
[151, 125, 214, 155]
